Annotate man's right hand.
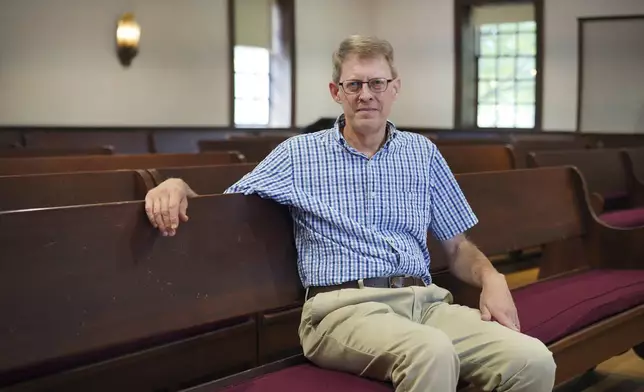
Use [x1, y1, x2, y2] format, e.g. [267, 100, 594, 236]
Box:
[144, 178, 195, 236]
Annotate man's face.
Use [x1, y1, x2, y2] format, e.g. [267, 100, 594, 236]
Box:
[329, 54, 400, 132]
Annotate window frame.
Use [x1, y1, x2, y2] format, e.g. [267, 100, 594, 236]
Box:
[454, 0, 543, 131]
[475, 21, 537, 128]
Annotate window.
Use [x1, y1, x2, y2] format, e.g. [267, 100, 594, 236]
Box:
[234, 46, 270, 126]
[476, 21, 537, 128]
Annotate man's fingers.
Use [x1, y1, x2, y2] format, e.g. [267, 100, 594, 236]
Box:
[167, 192, 181, 234]
[179, 197, 189, 222]
[160, 193, 174, 234]
[153, 197, 166, 233]
[512, 312, 521, 331]
[480, 305, 492, 321]
[145, 196, 157, 228]
[496, 311, 519, 332]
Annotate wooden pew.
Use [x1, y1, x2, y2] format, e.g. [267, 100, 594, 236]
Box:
[508, 140, 589, 168]
[2, 168, 642, 391]
[621, 147, 644, 206]
[437, 144, 516, 173]
[0, 146, 113, 158]
[179, 167, 644, 391]
[0, 152, 245, 176]
[528, 149, 644, 228]
[23, 130, 151, 154]
[148, 163, 258, 195]
[0, 170, 154, 212]
[0, 195, 301, 392]
[199, 140, 285, 163]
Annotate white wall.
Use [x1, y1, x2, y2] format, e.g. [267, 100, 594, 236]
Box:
[374, 0, 454, 128]
[294, 0, 376, 127]
[295, 0, 455, 128]
[543, 0, 644, 131]
[0, 0, 229, 126]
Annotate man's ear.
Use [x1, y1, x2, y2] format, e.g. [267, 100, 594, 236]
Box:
[393, 79, 401, 97]
[329, 82, 342, 104]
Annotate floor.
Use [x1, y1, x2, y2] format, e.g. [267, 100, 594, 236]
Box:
[504, 267, 644, 392]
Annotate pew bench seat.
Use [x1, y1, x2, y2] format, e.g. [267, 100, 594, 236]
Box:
[600, 207, 644, 228]
[514, 269, 644, 344]
[188, 268, 644, 392]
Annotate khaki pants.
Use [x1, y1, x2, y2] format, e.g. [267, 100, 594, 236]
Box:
[298, 284, 556, 392]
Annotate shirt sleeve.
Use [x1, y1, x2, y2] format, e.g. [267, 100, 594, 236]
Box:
[428, 147, 478, 241]
[224, 140, 294, 205]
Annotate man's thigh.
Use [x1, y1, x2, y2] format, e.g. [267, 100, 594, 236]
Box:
[421, 301, 555, 391]
[299, 289, 456, 383]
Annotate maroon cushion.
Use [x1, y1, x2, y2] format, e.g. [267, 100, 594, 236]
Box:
[220, 364, 393, 392]
[600, 208, 644, 228]
[513, 269, 644, 345]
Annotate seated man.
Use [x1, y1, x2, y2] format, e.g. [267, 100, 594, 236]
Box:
[145, 35, 556, 392]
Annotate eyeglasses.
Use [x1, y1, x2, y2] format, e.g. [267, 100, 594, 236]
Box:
[338, 78, 393, 94]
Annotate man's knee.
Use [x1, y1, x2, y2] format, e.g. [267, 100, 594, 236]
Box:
[503, 337, 556, 390]
[395, 328, 460, 378]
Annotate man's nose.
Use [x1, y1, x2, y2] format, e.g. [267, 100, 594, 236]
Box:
[358, 84, 375, 100]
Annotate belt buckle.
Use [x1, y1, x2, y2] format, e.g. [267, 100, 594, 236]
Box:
[388, 276, 405, 288]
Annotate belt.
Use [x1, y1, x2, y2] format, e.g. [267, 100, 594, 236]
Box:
[306, 276, 425, 301]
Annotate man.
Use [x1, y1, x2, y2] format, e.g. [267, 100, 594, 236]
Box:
[145, 35, 556, 391]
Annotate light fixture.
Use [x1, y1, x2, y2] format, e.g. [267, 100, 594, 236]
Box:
[116, 13, 141, 67]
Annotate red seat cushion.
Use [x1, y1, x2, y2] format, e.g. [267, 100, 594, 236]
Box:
[220, 363, 393, 391]
[513, 269, 644, 345]
[220, 270, 644, 392]
[600, 208, 644, 228]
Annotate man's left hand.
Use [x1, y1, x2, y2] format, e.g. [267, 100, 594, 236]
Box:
[479, 272, 521, 332]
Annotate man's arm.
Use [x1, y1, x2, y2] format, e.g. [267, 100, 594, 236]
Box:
[427, 145, 520, 331]
[441, 234, 502, 289]
[224, 140, 294, 205]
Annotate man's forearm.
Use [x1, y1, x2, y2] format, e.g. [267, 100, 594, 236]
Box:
[448, 240, 501, 288]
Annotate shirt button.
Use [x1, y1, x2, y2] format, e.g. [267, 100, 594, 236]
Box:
[371, 192, 376, 198]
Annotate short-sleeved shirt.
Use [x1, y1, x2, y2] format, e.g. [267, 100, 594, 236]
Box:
[225, 116, 478, 287]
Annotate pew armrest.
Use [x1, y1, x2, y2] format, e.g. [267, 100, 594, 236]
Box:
[590, 192, 604, 214]
[588, 221, 644, 270]
[630, 176, 644, 207]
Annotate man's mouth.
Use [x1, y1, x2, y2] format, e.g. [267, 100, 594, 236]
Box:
[357, 108, 378, 112]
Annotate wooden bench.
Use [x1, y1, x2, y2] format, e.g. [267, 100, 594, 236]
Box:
[0, 146, 114, 158]
[621, 147, 644, 206]
[0, 195, 301, 392]
[1, 167, 642, 391]
[0, 152, 245, 176]
[0, 170, 154, 212]
[528, 149, 644, 228]
[147, 163, 258, 195]
[179, 166, 644, 391]
[23, 130, 151, 154]
[199, 140, 285, 163]
[437, 144, 515, 173]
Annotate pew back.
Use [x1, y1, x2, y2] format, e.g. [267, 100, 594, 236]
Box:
[0, 146, 114, 158]
[0, 170, 153, 212]
[527, 149, 627, 202]
[199, 140, 283, 163]
[0, 152, 245, 176]
[23, 130, 150, 154]
[0, 195, 301, 391]
[622, 147, 644, 182]
[149, 163, 258, 194]
[437, 144, 515, 173]
[511, 140, 589, 168]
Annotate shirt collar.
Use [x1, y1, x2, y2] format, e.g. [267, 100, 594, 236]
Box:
[331, 114, 399, 149]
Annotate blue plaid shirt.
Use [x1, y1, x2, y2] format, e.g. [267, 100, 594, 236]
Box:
[225, 116, 478, 287]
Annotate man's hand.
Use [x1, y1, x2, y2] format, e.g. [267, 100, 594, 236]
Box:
[480, 272, 520, 332]
[144, 178, 196, 237]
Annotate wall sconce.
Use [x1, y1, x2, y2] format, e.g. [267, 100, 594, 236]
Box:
[116, 13, 141, 67]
